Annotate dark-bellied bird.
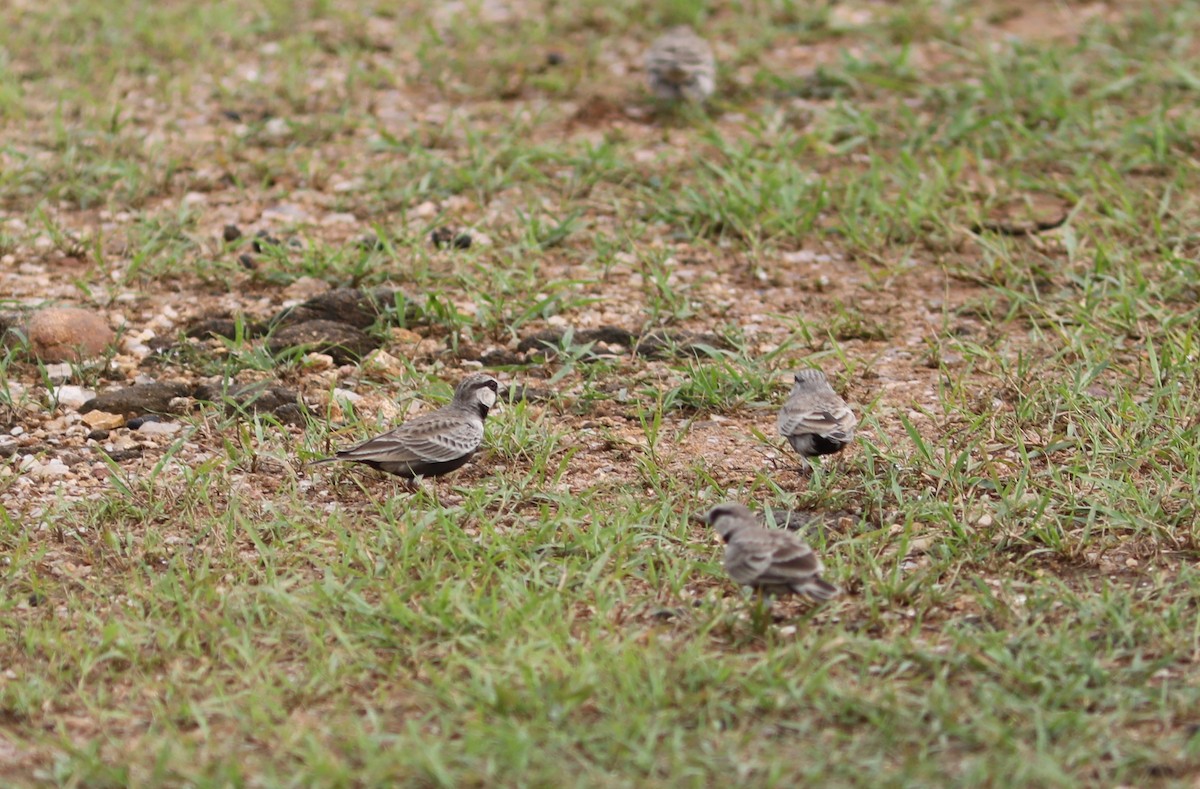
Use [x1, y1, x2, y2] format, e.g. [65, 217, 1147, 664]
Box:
[700, 503, 839, 601]
[310, 373, 499, 482]
[644, 25, 716, 103]
[777, 368, 857, 460]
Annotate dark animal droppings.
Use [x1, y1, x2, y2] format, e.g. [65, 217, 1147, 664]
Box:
[253, 230, 282, 253]
[430, 227, 472, 250]
[103, 447, 144, 462]
[355, 234, 384, 251]
[266, 320, 379, 364]
[80, 382, 192, 415]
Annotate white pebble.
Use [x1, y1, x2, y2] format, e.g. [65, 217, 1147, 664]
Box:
[53, 385, 96, 410]
[29, 459, 71, 479]
[138, 421, 182, 437]
[43, 364, 73, 383]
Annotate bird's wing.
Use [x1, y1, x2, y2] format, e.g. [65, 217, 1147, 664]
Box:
[777, 401, 857, 440]
[337, 413, 483, 464]
[646, 34, 713, 82]
[724, 534, 778, 585]
[755, 536, 824, 587]
[646, 50, 685, 83]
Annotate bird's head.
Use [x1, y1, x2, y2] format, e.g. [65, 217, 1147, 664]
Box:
[454, 373, 500, 417]
[790, 368, 832, 394]
[697, 502, 755, 541]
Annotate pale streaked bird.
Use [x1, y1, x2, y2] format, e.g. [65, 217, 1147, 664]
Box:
[644, 25, 716, 103]
[309, 373, 499, 481]
[777, 368, 857, 460]
[700, 503, 839, 601]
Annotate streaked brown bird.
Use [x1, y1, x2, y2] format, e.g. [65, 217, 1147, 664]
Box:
[310, 373, 499, 482]
[777, 368, 857, 460]
[644, 25, 716, 103]
[700, 502, 839, 601]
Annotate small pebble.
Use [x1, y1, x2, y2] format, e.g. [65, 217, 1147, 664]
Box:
[29, 458, 71, 479]
[43, 363, 73, 382]
[53, 385, 96, 410]
[126, 415, 163, 430]
[223, 224, 243, 242]
[138, 421, 182, 437]
[81, 410, 125, 430]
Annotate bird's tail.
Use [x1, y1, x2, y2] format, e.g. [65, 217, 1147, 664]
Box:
[306, 455, 341, 467]
[796, 577, 840, 601]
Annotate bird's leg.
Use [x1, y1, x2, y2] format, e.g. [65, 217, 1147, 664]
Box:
[794, 458, 821, 489]
[417, 477, 442, 508]
[781, 461, 812, 493]
[750, 588, 771, 635]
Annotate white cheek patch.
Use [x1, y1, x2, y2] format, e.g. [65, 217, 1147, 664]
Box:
[478, 388, 497, 409]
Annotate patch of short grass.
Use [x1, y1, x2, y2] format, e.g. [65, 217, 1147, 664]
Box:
[5, 0, 1200, 786]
